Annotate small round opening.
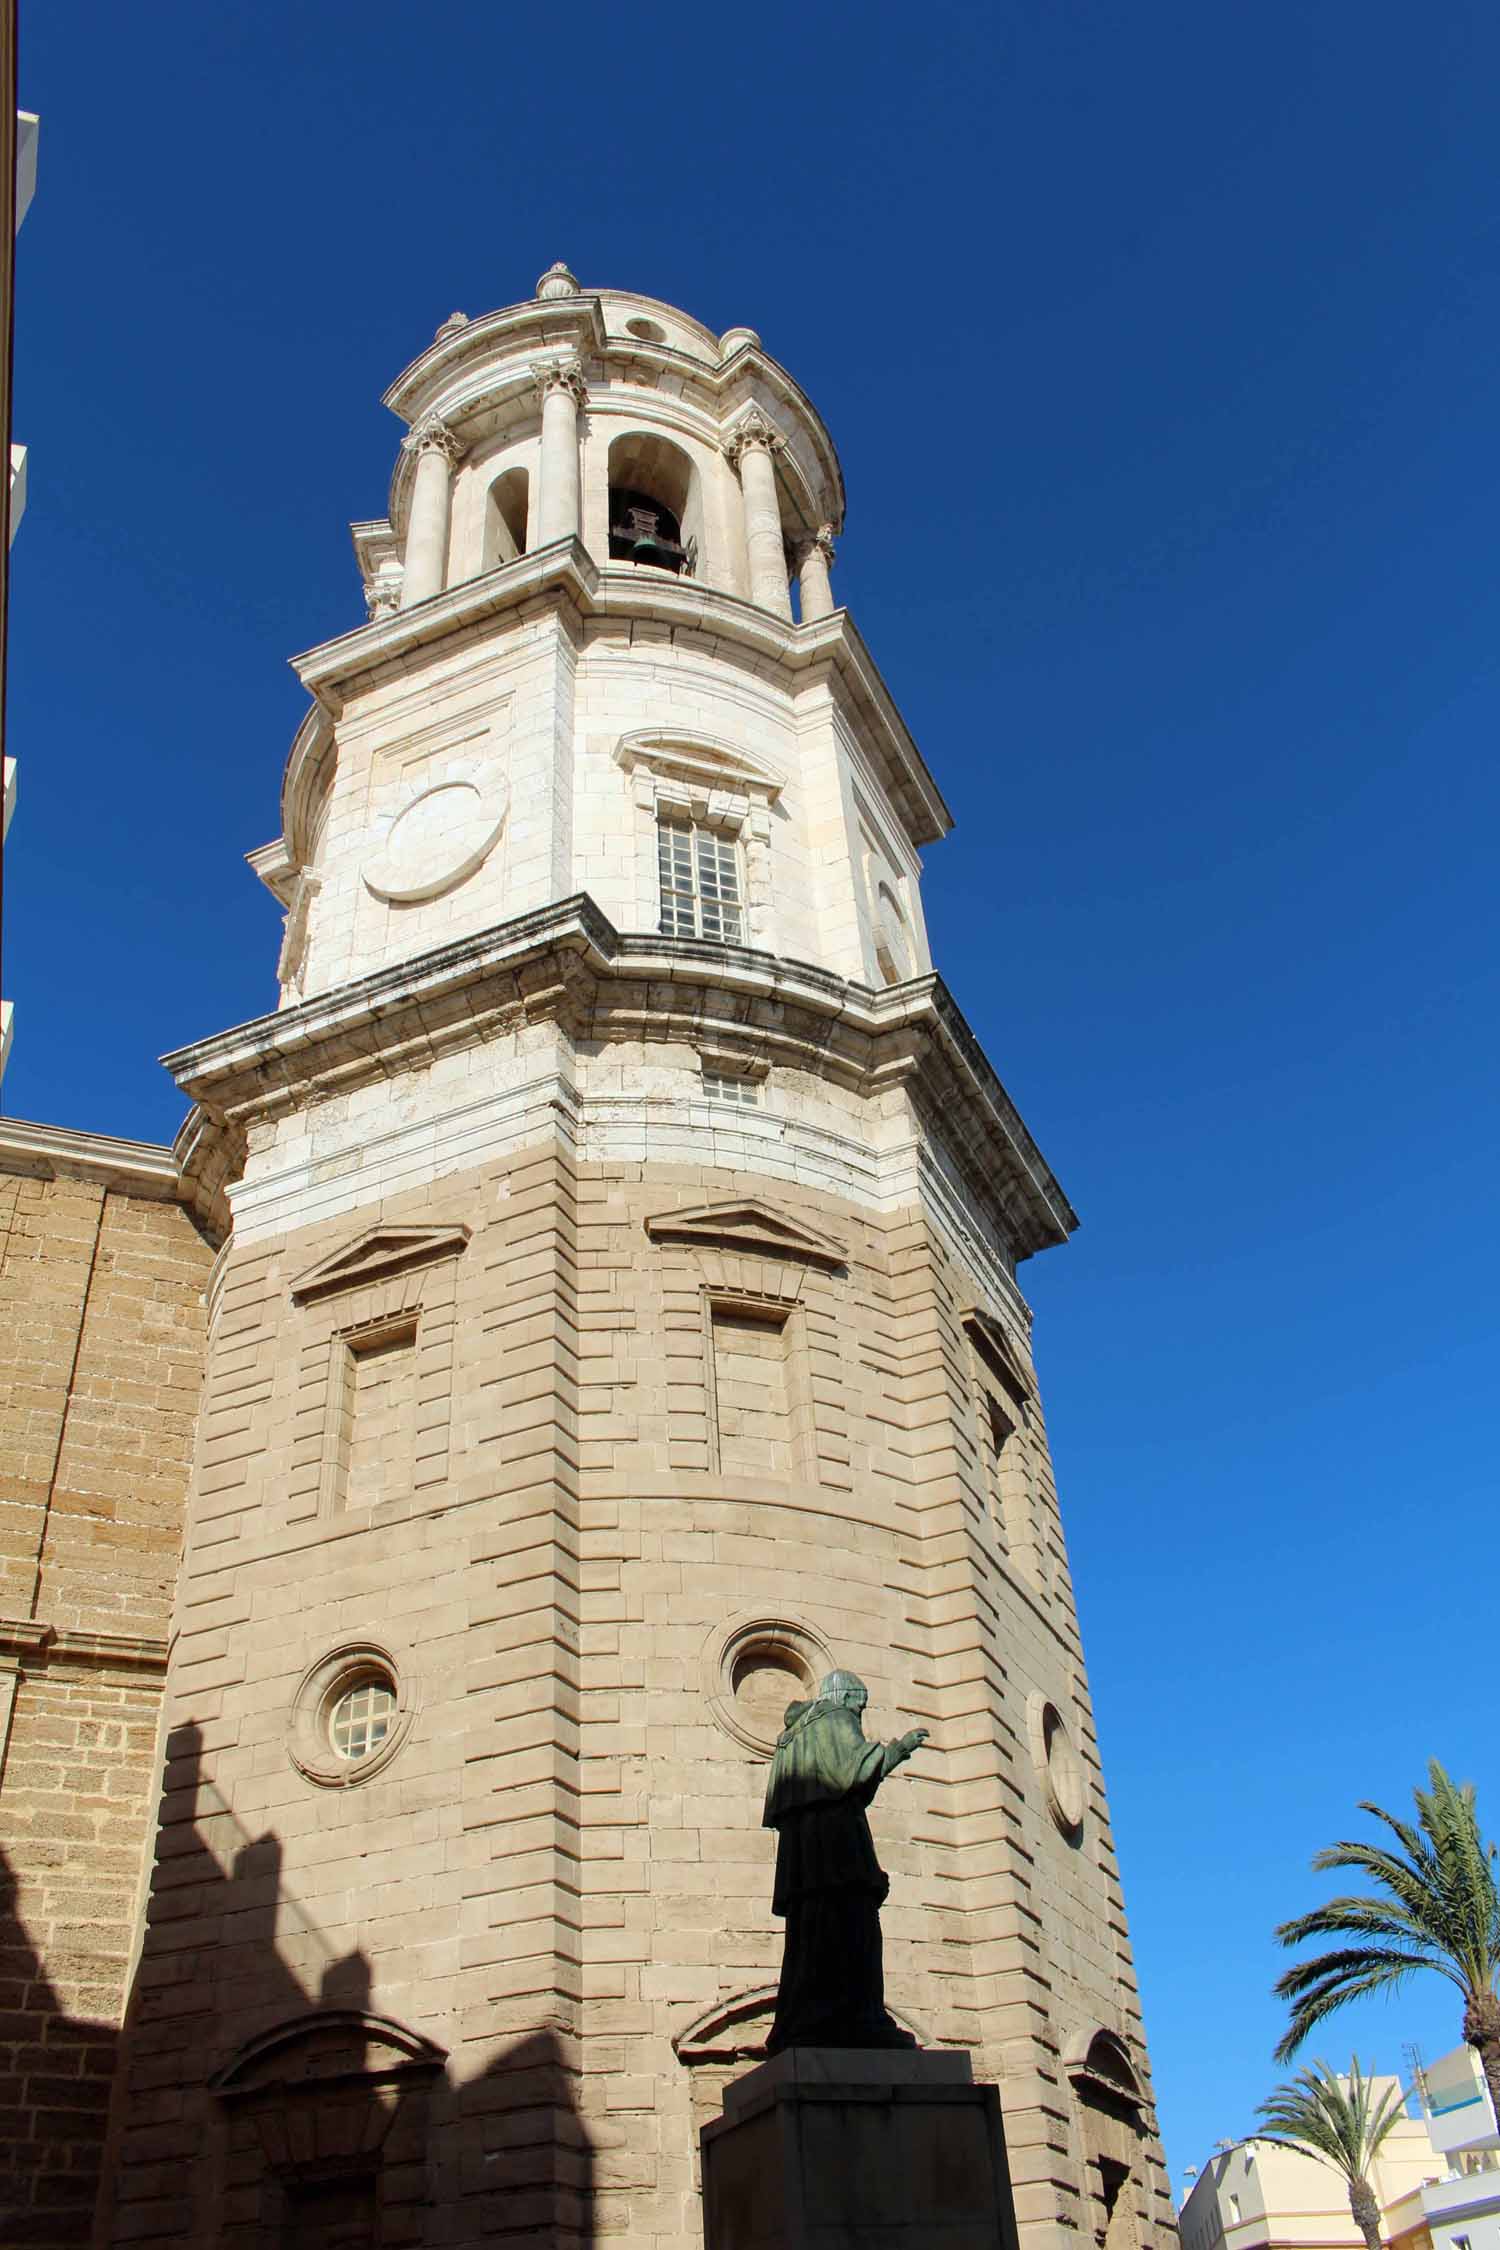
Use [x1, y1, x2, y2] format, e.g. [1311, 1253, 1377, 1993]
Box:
[625, 316, 666, 343]
[329, 1677, 397, 1763]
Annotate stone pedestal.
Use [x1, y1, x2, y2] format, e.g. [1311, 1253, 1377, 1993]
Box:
[701, 2049, 1020, 2250]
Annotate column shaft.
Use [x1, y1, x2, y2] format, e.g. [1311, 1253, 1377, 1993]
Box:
[738, 442, 792, 620]
[402, 443, 454, 608]
[798, 534, 835, 622]
[537, 378, 582, 544]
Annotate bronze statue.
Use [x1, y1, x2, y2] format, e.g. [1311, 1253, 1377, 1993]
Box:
[762, 1670, 929, 2052]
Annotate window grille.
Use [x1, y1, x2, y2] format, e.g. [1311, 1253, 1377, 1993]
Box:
[330, 1679, 396, 1762]
[658, 818, 743, 942]
[702, 1069, 759, 1107]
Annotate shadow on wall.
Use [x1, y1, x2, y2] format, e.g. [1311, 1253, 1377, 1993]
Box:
[66, 1722, 597, 2250]
[0, 1848, 123, 2249]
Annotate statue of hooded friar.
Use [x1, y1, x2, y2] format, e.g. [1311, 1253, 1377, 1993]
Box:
[762, 1670, 929, 2052]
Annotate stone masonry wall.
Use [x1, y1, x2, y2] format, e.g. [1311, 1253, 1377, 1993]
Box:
[104, 1123, 1171, 2250]
[0, 1164, 213, 2250]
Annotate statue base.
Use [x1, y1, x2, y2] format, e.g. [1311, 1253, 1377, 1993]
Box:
[700, 2047, 1020, 2250]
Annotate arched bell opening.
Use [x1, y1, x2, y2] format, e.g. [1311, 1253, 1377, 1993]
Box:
[482, 465, 530, 570]
[607, 430, 700, 578]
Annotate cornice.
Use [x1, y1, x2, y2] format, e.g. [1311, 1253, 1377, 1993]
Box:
[380, 291, 845, 534]
[0, 1116, 180, 1198]
[286, 538, 950, 848]
[0, 1614, 168, 1670]
[162, 897, 1075, 1261]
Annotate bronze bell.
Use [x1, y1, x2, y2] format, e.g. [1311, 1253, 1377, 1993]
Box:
[624, 506, 672, 568]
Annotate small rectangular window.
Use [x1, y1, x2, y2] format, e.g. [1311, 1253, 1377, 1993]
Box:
[702, 1069, 759, 1107]
[658, 817, 743, 942]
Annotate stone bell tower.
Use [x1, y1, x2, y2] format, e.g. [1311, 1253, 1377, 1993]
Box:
[103, 263, 1174, 2250]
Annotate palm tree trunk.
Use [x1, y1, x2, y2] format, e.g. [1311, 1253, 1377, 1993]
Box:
[1348, 2173, 1383, 2250]
[1462, 1991, 1500, 2135]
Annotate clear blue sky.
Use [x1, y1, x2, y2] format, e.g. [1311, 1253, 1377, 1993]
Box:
[6, 0, 1497, 2190]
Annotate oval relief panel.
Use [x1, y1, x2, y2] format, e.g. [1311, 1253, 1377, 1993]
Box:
[363, 775, 508, 904]
[1028, 1692, 1087, 1840]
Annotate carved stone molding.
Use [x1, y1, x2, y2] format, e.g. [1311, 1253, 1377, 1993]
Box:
[535, 259, 581, 301]
[363, 572, 402, 620]
[644, 1197, 845, 1270]
[722, 406, 785, 467]
[291, 1224, 471, 1306]
[533, 354, 587, 408]
[400, 412, 465, 466]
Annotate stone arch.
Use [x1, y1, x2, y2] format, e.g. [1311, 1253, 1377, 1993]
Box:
[1064, 2025, 1148, 2250]
[607, 427, 703, 577]
[481, 462, 530, 568]
[210, 2010, 447, 2242]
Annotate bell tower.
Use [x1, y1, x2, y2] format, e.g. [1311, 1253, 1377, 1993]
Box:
[105, 265, 1175, 2250]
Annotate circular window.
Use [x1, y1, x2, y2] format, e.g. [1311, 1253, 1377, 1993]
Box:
[704, 1614, 835, 1757]
[625, 317, 666, 343]
[330, 1679, 397, 1763]
[1028, 1693, 1087, 1839]
[287, 1644, 415, 1789]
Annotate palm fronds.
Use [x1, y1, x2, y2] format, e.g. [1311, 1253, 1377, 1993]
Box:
[1274, 1763, 1500, 2062]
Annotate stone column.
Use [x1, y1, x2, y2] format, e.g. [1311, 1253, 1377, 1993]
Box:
[535, 356, 587, 545]
[795, 525, 837, 622]
[400, 415, 464, 609]
[725, 409, 792, 620]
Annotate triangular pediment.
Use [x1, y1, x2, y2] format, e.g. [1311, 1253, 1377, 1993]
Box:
[291, 1223, 470, 1304]
[961, 1302, 1032, 1400]
[645, 1198, 844, 1269]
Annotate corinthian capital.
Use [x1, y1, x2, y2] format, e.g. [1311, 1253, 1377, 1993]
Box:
[722, 406, 786, 468]
[533, 354, 588, 408]
[401, 413, 465, 466]
[793, 524, 836, 572]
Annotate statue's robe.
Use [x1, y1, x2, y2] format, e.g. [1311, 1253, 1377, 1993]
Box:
[761, 1699, 913, 2052]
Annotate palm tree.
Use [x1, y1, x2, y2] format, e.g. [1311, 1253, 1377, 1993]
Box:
[1274, 1762, 1500, 2125]
[1255, 2059, 1406, 2250]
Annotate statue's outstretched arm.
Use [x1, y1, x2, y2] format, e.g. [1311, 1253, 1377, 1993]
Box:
[879, 1726, 930, 1779]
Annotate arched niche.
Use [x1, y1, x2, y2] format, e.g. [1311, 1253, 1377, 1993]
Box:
[607, 428, 703, 579]
[209, 2010, 447, 2239]
[1065, 2028, 1149, 2250]
[482, 463, 530, 570]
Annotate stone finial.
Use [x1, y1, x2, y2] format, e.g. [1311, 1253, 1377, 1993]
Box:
[722, 405, 785, 468]
[719, 325, 761, 360]
[533, 354, 588, 408]
[401, 413, 465, 465]
[434, 310, 470, 342]
[536, 260, 581, 301]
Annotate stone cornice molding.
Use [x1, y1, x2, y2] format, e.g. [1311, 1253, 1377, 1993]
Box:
[382, 293, 844, 534]
[961, 1302, 1034, 1400]
[0, 1116, 180, 1199]
[644, 1198, 845, 1270]
[163, 897, 1076, 1261]
[0, 1614, 168, 1670]
[613, 727, 786, 802]
[286, 537, 949, 847]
